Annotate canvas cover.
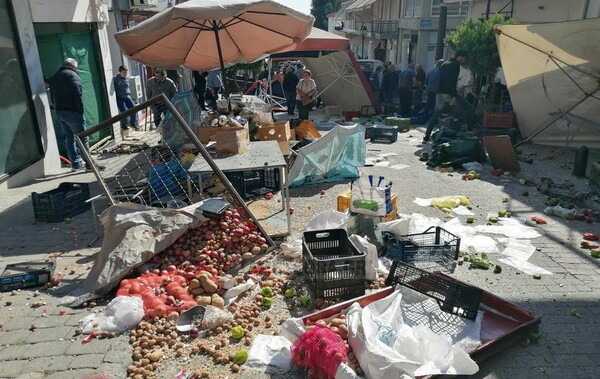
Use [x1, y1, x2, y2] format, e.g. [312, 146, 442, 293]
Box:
[115, 0, 314, 70]
[287, 123, 366, 187]
[303, 51, 380, 113]
[496, 19, 600, 148]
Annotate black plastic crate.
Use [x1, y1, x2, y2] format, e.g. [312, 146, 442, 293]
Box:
[370, 125, 398, 143]
[225, 169, 281, 199]
[32, 182, 91, 222]
[382, 226, 460, 273]
[302, 229, 365, 301]
[386, 261, 482, 320]
[0, 261, 56, 292]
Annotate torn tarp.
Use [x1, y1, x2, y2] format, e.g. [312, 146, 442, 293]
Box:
[60, 203, 204, 307]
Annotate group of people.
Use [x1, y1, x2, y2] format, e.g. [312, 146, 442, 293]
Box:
[369, 49, 480, 144]
[369, 62, 426, 117]
[192, 70, 224, 111]
[282, 62, 317, 120]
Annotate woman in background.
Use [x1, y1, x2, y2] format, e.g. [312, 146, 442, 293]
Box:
[295, 70, 316, 120]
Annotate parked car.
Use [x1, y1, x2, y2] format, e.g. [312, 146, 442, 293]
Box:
[357, 59, 385, 80]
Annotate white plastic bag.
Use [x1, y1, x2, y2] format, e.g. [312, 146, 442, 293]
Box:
[246, 334, 293, 373]
[223, 279, 257, 305]
[79, 296, 144, 334]
[374, 217, 411, 244]
[347, 287, 480, 378]
[349, 234, 379, 281]
[305, 209, 349, 231]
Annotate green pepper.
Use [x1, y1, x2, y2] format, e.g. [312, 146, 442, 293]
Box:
[233, 349, 249, 365]
[231, 326, 245, 339]
[299, 294, 311, 307]
[261, 297, 273, 308]
[261, 287, 273, 297]
[284, 288, 296, 298]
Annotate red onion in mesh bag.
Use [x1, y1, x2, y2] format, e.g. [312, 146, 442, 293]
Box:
[291, 326, 347, 379]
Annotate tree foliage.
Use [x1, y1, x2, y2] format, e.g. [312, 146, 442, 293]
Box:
[311, 0, 342, 30]
[446, 15, 516, 77]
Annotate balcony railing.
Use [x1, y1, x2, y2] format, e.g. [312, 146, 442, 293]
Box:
[337, 19, 399, 37]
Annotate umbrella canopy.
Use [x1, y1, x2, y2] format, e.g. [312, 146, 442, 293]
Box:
[496, 18, 600, 148]
[303, 51, 380, 113]
[114, 0, 314, 71]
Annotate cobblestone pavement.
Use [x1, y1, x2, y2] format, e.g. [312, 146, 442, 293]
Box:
[0, 128, 599, 378]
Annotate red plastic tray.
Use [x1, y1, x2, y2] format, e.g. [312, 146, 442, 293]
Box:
[302, 274, 541, 378]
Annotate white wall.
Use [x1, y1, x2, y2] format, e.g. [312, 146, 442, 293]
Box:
[470, 0, 586, 23]
[28, 0, 109, 23]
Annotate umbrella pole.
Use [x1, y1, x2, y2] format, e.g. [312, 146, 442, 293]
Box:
[213, 22, 231, 113]
[268, 57, 273, 106]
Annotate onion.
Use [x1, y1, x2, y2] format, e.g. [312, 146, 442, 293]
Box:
[190, 327, 200, 338]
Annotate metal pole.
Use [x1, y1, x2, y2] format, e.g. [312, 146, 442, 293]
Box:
[213, 20, 231, 112]
[267, 57, 272, 105]
[362, 34, 365, 59]
[485, 0, 492, 19]
[435, 6, 447, 61]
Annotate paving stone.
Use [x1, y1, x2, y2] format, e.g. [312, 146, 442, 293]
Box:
[0, 329, 32, 346]
[93, 362, 127, 378]
[25, 326, 74, 344]
[102, 344, 132, 365]
[25, 355, 75, 374]
[65, 337, 115, 356]
[0, 317, 37, 332]
[68, 353, 104, 369]
[20, 340, 71, 359]
[0, 345, 28, 361]
[0, 359, 27, 377]
[15, 373, 45, 379]
[29, 316, 67, 329]
[43, 369, 95, 379]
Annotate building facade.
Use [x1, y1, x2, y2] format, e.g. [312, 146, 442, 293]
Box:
[468, 0, 600, 22]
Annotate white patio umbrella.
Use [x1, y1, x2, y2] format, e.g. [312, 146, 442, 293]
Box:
[115, 0, 314, 99]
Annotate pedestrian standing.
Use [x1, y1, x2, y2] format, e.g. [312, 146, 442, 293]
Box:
[369, 65, 384, 103]
[112, 65, 138, 130]
[398, 63, 417, 117]
[296, 70, 317, 120]
[193, 71, 208, 110]
[294, 62, 305, 81]
[423, 49, 478, 142]
[49, 58, 94, 171]
[207, 70, 223, 108]
[382, 65, 399, 115]
[424, 59, 444, 117]
[145, 68, 178, 127]
[414, 64, 426, 107]
[283, 65, 299, 115]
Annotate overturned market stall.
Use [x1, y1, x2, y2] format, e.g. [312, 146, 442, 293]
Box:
[495, 18, 600, 149]
[269, 28, 380, 114]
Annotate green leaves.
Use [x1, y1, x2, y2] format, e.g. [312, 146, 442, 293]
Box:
[446, 15, 516, 77]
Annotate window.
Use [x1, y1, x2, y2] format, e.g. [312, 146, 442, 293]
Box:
[432, 0, 470, 17]
[404, 0, 422, 18]
[0, 0, 44, 177]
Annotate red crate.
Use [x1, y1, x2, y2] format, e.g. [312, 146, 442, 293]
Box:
[483, 111, 515, 129]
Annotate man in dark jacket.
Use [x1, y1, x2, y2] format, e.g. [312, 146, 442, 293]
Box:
[282, 65, 299, 115]
[49, 58, 90, 171]
[424, 59, 444, 117]
[382, 64, 399, 115]
[193, 71, 208, 110]
[423, 49, 477, 142]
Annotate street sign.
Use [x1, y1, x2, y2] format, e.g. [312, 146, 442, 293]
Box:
[420, 19, 432, 28]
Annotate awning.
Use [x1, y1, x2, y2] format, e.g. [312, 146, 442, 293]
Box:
[271, 28, 349, 59]
[346, 0, 376, 11]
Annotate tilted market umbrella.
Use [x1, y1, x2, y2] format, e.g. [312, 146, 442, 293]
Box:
[115, 0, 314, 99]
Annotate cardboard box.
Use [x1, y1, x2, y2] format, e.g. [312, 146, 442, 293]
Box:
[290, 127, 296, 141]
[197, 126, 247, 144]
[278, 140, 291, 156]
[214, 127, 249, 155]
[337, 188, 397, 222]
[258, 121, 291, 142]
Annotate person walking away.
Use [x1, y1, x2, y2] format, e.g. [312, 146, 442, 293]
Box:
[296, 70, 317, 120]
[145, 68, 178, 127]
[193, 71, 208, 110]
[369, 65, 384, 103]
[414, 64, 426, 107]
[112, 65, 138, 130]
[382, 65, 399, 115]
[424, 59, 444, 117]
[283, 65, 299, 115]
[207, 70, 223, 107]
[398, 63, 416, 117]
[423, 49, 477, 142]
[294, 62, 305, 80]
[49, 58, 95, 171]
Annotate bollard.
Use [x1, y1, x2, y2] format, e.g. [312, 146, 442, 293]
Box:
[573, 145, 589, 177]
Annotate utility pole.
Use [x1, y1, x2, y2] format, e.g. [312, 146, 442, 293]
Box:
[435, 6, 447, 61]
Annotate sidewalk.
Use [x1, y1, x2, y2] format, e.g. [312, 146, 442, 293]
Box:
[0, 129, 599, 378]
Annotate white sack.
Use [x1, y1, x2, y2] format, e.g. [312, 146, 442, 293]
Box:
[79, 296, 144, 334]
[349, 234, 379, 281]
